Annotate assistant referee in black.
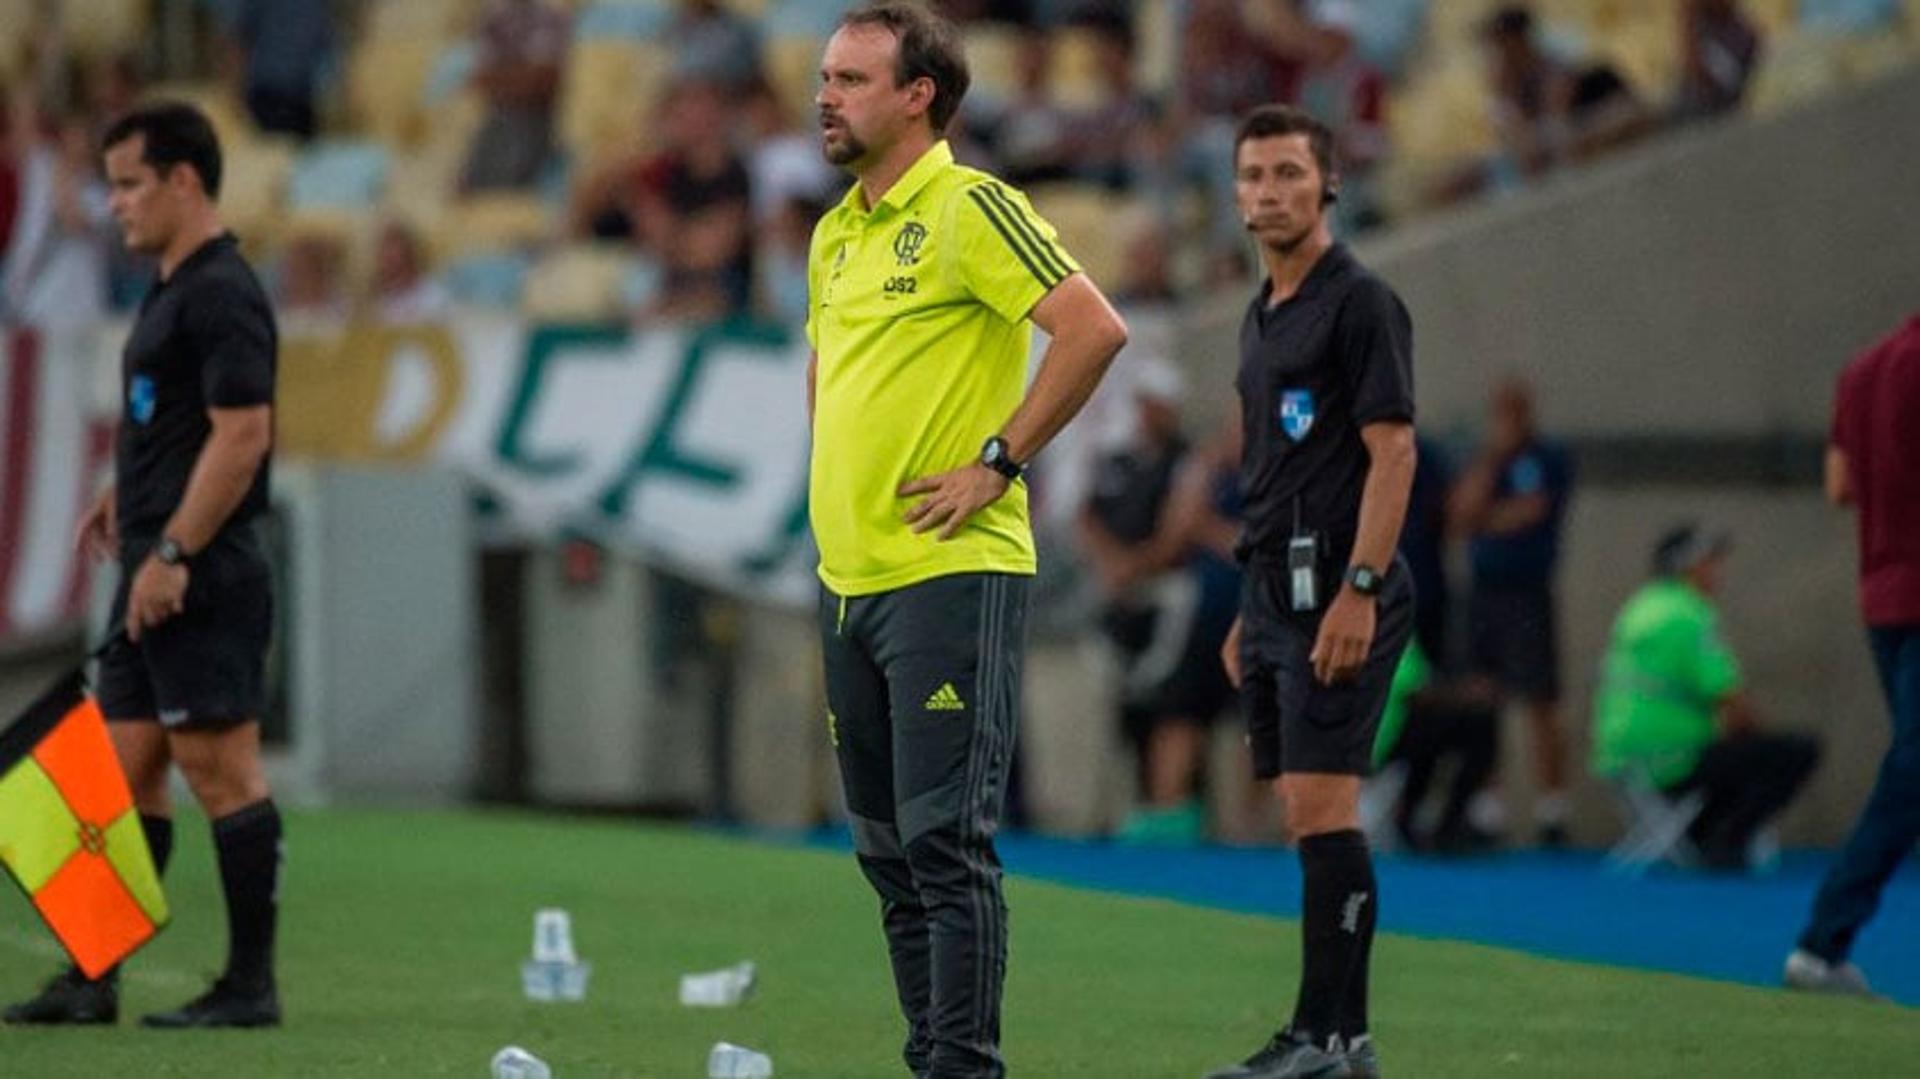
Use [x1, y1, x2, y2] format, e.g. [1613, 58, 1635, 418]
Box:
[1205, 106, 1417, 1079]
[5, 103, 284, 1029]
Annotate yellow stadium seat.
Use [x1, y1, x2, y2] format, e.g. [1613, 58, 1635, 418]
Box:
[433, 194, 554, 262]
[347, 38, 446, 147]
[59, 0, 148, 63]
[1835, 31, 1918, 82]
[1747, 32, 1846, 116]
[766, 33, 826, 126]
[522, 244, 637, 321]
[217, 139, 296, 250]
[140, 83, 260, 148]
[1134, 0, 1177, 97]
[1747, 0, 1800, 37]
[1605, 20, 1682, 99]
[365, 0, 475, 40]
[558, 39, 671, 159]
[963, 24, 1024, 103]
[1049, 27, 1111, 111]
[1027, 184, 1132, 296]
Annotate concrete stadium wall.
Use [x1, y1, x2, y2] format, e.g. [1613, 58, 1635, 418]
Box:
[1177, 65, 1920, 440]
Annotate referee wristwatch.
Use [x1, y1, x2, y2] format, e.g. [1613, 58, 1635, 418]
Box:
[980, 436, 1024, 481]
[1345, 564, 1385, 597]
[155, 537, 190, 567]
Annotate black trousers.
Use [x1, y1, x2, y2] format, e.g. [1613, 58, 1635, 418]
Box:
[1389, 696, 1498, 843]
[821, 573, 1030, 1079]
[1669, 732, 1821, 866]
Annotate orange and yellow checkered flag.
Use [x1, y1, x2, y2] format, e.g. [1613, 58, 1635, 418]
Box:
[0, 670, 168, 978]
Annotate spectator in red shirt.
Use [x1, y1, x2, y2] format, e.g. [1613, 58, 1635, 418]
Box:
[1785, 313, 1920, 998]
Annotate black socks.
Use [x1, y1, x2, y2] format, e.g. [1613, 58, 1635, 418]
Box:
[212, 800, 283, 990]
[1292, 828, 1377, 1048]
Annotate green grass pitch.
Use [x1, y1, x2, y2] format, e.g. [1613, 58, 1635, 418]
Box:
[3, 809, 1914, 1076]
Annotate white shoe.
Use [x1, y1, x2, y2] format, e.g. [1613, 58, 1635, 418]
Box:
[1783, 949, 1883, 1000]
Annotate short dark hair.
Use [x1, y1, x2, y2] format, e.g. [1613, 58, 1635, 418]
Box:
[1233, 104, 1336, 186]
[839, 3, 972, 133]
[102, 102, 223, 198]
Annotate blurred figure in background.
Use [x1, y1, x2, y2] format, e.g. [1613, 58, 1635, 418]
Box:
[1674, 0, 1764, 121]
[1592, 525, 1822, 871]
[462, 0, 569, 192]
[631, 82, 753, 321]
[224, 0, 336, 140]
[665, 0, 765, 92]
[1, 106, 112, 330]
[1079, 362, 1192, 811]
[366, 220, 450, 325]
[1451, 377, 1574, 845]
[978, 27, 1075, 186]
[272, 231, 348, 326]
[1063, 5, 1163, 193]
[1786, 313, 1920, 997]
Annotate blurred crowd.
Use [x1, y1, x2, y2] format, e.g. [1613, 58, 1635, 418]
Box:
[4, 0, 1916, 332]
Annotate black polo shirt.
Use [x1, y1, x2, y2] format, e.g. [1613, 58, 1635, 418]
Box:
[116, 233, 276, 551]
[1236, 243, 1414, 571]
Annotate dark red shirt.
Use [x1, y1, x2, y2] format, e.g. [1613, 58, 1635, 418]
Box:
[1831, 314, 1920, 626]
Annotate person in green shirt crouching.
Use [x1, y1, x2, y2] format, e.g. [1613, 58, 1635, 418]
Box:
[1593, 524, 1822, 870]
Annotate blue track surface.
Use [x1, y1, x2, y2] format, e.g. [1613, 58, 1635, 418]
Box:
[791, 829, 1919, 1006]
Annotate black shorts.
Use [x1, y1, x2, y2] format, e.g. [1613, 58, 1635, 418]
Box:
[98, 534, 272, 730]
[1467, 582, 1561, 703]
[1238, 558, 1414, 779]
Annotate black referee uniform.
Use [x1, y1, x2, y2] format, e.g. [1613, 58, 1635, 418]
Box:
[99, 232, 276, 728]
[1236, 241, 1414, 1057]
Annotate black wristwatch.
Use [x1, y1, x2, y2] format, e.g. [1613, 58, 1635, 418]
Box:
[155, 537, 189, 567]
[1345, 564, 1385, 597]
[980, 436, 1023, 480]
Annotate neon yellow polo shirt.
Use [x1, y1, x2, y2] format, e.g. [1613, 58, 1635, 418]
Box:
[1592, 579, 1742, 787]
[806, 141, 1080, 596]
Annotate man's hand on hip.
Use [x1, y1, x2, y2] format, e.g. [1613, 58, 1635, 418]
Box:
[899, 464, 1011, 541]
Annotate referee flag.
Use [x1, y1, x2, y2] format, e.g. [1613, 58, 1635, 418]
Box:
[0, 670, 168, 978]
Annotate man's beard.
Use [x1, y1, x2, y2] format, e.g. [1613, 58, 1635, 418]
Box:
[824, 130, 867, 167]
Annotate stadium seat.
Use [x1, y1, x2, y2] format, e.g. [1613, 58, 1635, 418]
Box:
[1026, 184, 1133, 296]
[1746, 31, 1847, 115]
[218, 138, 298, 248]
[346, 37, 446, 147]
[521, 244, 646, 322]
[364, 0, 479, 40]
[139, 83, 260, 150]
[764, 0, 846, 38]
[765, 33, 827, 125]
[572, 0, 670, 40]
[962, 24, 1024, 104]
[1605, 768, 1705, 877]
[1048, 26, 1112, 111]
[443, 251, 533, 308]
[288, 141, 393, 211]
[558, 39, 671, 161]
[434, 194, 555, 262]
[56, 0, 148, 63]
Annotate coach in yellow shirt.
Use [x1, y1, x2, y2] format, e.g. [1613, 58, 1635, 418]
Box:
[806, 6, 1127, 1076]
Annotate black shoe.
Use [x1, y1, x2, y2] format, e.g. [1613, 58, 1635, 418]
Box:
[2, 967, 118, 1025]
[1203, 1027, 1353, 1079]
[1345, 1034, 1381, 1078]
[142, 976, 280, 1029]
[1431, 822, 1501, 856]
